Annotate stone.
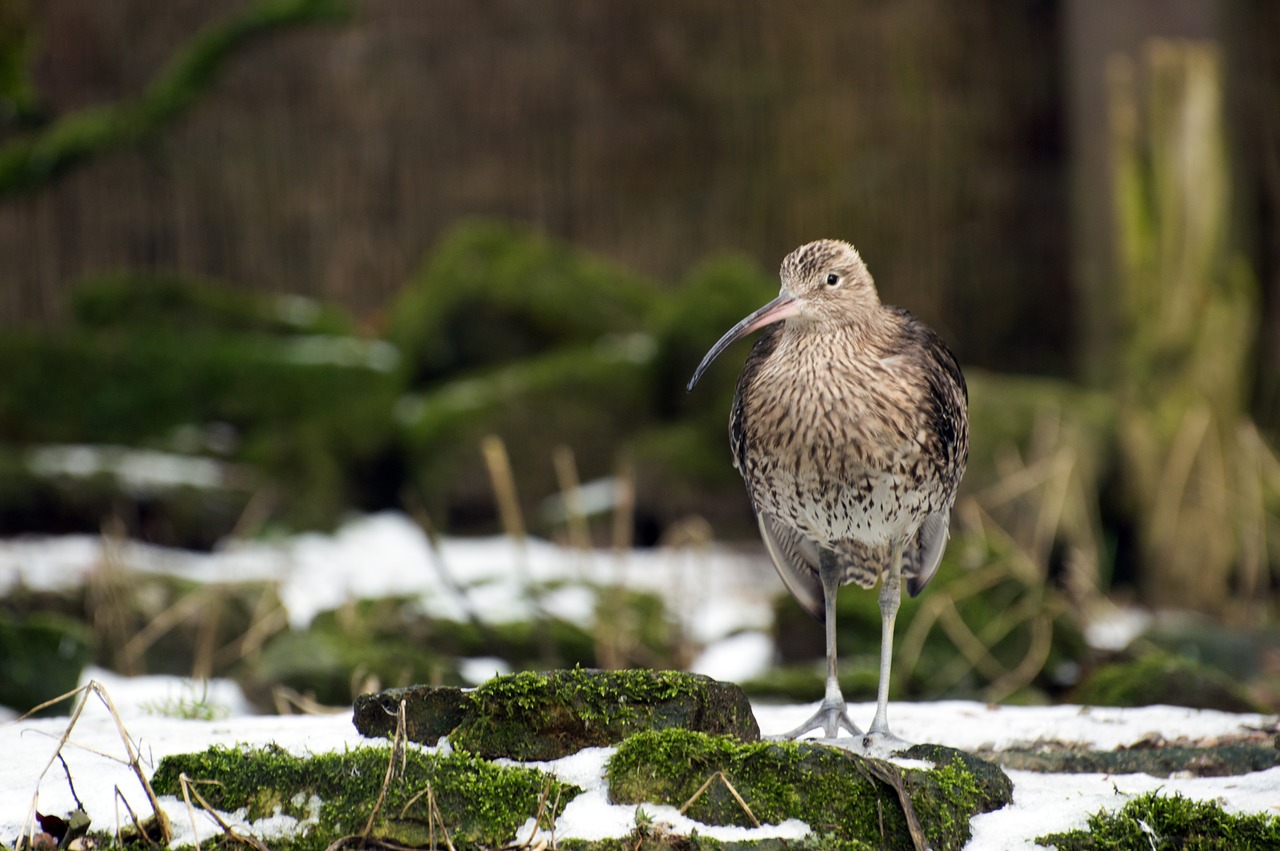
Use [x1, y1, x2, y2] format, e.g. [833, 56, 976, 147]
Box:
[353, 683, 469, 745]
[354, 668, 760, 761]
[607, 729, 1012, 850]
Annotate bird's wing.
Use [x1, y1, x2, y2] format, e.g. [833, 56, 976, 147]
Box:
[905, 511, 950, 597]
[757, 513, 826, 622]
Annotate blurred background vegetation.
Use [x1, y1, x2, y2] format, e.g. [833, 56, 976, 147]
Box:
[2, 0, 1280, 715]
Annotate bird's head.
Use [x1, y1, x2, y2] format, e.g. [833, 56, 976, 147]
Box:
[687, 239, 880, 390]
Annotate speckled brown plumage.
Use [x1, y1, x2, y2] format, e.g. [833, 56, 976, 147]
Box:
[688, 238, 969, 747]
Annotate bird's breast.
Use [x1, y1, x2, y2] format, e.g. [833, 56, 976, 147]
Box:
[736, 340, 941, 545]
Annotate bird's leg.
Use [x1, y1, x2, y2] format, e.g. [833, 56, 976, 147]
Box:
[865, 538, 911, 750]
[771, 550, 863, 740]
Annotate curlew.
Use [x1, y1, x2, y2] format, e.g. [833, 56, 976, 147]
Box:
[687, 239, 968, 749]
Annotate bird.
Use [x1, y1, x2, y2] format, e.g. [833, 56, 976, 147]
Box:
[687, 239, 968, 749]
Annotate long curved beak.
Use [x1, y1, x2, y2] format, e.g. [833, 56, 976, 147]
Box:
[686, 290, 801, 391]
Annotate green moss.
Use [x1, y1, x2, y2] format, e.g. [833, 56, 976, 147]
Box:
[448, 668, 759, 760]
[1073, 651, 1266, 713]
[607, 730, 1011, 850]
[72, 272, 351, 336]
[739, 662, 880, 703]
[1037, 790, 1280, 850]
[244, 627, 457, 707]
[150, 743, 581, 850]
[649, 254, 777, 421]
[0, 320, 401, 531]
[901, 747, 1000, 848]
[307, 594, 598, 672]
[388, 220, 660, 383]
[0, 0, 349, 199]
[0, 610, 93, 714]
[397, 336, 656, 529]
[593, 586, 686, 669]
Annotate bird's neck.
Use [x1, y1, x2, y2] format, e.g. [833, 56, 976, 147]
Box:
[780, 312, 881, 349]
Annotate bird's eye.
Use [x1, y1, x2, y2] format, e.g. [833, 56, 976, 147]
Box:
[825, 273, 841, 288]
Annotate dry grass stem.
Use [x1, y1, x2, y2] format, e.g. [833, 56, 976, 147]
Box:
[984, 614, 1055, 702]
[360, 700, 405, 839]
[612, 458, 635, 554]
[482, 435, 527, 541]
[860, 760, 928, 851]
[270, 684, 346, 715]
[19, 681, 172, 847]
[511, 775, 559, 849]
[482, 434, 556, 664]
[115, 588, 214, 676]
[178, 773, 270, 851]
[552, 444, 592, 553]
[677, 771, 760, 828]
[217, 598, 290, 669]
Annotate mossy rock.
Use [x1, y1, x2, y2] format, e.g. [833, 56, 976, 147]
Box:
[397, 337, 656, 532]
[1073, 651, 1266, 713]
[388, 220, 661, 384]
[72, 271, 352, 337]
[1037, 790, 1280, 850]
[354, 683, 470, 745]
[0, 325, 402, 531]
[990, 742, 1280, 778]
[304, 595, 598, 671]
[648, 254, 777, 423]
[0, 446, 254, 548]
[242, 623, 459, 709]
[630, 256, 794, 538]
[607, 730, 1011, 850]
[150, 744, 581, 850]
[356, 669, 760, 760]
[0, 610, 93, 714]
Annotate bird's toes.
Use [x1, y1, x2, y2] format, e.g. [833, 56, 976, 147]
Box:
[859, 729, 914, 757]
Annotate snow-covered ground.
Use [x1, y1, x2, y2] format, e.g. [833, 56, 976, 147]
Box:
[2, 513, 1277, 849]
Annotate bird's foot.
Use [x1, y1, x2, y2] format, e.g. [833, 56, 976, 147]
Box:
[858, 727, 914, 758]
[767, 696, 863, 741]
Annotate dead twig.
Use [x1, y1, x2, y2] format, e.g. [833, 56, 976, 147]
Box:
[510, 775, 559, 849]
[324, 700, 425, 851]
[677, 771, 760, 828]
[362, 700, 407, 839]
[860, 759, 929, 851]
[178, 773, 270, 851]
